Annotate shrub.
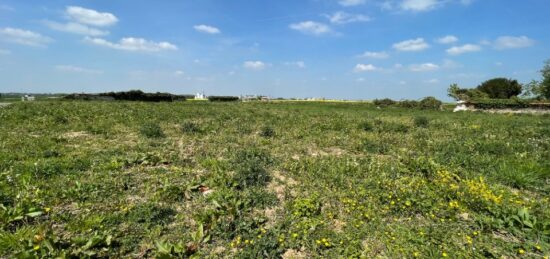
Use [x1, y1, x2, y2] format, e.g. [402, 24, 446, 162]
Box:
[419, 97, 442, 110]
[140, 122, 165, 138]
[373, 98, 396, 107]
[259, 126, 275, 138]
[397, 100, 420, 108]
[208, 96, 239, 102]
[477, 78, 522, 99]
[414, 116, 429, 128]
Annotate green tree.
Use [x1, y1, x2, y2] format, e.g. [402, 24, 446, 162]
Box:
[541, 59, 550, 99]
[521, 80, 542, 98]
[447, 84, 488, 101]
[477, 78, 522, 99]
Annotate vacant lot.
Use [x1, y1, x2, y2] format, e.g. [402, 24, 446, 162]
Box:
[1, 101, 549, 258]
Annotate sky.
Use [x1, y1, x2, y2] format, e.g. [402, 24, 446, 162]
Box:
[0, 0, 549, 100]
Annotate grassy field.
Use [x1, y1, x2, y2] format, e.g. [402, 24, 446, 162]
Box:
[0, 101, 549, 258]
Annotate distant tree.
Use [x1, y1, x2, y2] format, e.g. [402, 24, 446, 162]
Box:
[447, 84, 461, 100]
[447, 84, 489, 101]
[521, 80, 543, 99]
[477, 78, 522, 99]
[541, 59, 550, 99]
[373, 98, 396, 107]
[418, 96, 442, 110]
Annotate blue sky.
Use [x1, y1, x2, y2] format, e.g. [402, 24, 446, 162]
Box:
[0, 0, 549, 100]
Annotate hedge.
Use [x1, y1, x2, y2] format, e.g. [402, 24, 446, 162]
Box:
[64, 90, 187, 102]
[208, 96, 240, 102]
[467, 99, 550, 109]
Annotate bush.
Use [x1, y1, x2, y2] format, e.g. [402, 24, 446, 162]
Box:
[477, 78, 522, 99]
[414, 116, 429, 128]
[397, 100, 420, 108]
[140, 123, 165, 138]
[373, 98, 396, 107]
[418, 97, 442, 110]
[208, 96, 239, 102]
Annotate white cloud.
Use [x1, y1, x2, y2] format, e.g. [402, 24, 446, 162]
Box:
[325, 12, 371, 24]
[409, 63, 439, 72]
[339, 0, 366, 7]
[494, 36, 535, 50]
[44, 21, 108, 36]
[290, 21, 331, 35]
[285, 61, 306, 68]
[0, 5, 15, 11]
[66, 6, 118, 27]
[193, 24, 221, 34]
[243, 61, 266, 70]
[55, 65, 103, 74]
[446, 44, 481, 55]
[393, 38, 429, 51]
[0, 27, 52, 47]
[394, 63, 403, 69]
[0, 49, 10, 55]
[437, 35, 458, 44]
[424, 78, 439, 84]
[442, 59, 461, 69]
[354, 63, 378, 72]
[174, 70, 184, 76]
[359, 51, 389, 59]
[85, 37, 178, 52]
[400, 0, 441, 11]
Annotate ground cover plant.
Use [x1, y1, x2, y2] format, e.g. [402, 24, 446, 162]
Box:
[0, 101, 549, 258]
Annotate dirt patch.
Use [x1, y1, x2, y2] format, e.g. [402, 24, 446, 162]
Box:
[63, 131, 90, 138]
[331, 219, 346, 233]
[282, 249, 307, 259]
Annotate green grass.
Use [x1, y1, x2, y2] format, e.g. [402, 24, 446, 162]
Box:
[0, 101, 549, 258]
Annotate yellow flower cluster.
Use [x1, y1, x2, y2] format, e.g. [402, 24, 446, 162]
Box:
[465, 177, 502, 204]
[316, 238, 332, 247]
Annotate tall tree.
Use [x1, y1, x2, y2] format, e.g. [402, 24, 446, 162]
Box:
[477, 78, 522, 99]
[541, 59, 550, 99]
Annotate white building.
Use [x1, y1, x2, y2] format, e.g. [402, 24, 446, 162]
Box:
[453, 100, 471, 112]
[195, 92, 206, 99]
[21, 95, 35, 101]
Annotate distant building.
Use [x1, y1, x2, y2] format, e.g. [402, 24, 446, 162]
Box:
[195, 92, 206, 99]
[21, 95, 35, 101]
[453, 100, 473, 112]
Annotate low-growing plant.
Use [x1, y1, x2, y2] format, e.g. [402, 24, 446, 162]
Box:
[181, 121, 201, 134]
[414, 116, 429, 128]
[359, 121, 374, 132]
[140, 122, 165, 138]
[259, 126, 275, 138]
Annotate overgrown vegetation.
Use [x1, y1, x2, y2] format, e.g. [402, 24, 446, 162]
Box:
[64, 90, 187, 102]
[0, 101, 548, 258]
[373, 97, 442, 110]
[207, 96, 240, 102]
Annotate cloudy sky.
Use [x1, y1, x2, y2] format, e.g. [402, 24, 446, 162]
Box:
[0, 0, 549, 100]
